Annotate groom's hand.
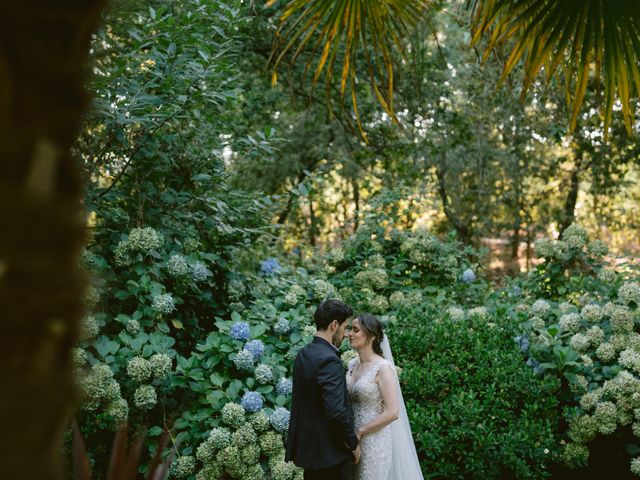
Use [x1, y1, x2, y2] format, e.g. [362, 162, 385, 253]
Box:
[351, 445, 362, 465]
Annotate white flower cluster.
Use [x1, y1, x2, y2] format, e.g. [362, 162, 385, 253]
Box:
[581, 304, 603, 323]
[79, 364, 122, 413]
[152, 293, 176, 315]
[127, 356, 153, 383]
[233, 349, 255, 371]
[354, 268, 389, 290]
[559, 313, 582, 332]
[254, 364, 273, 384]
[126, 319, 140, 334]
[313, 279, 332, 300]
[587, 239, 608, 258]
[563, 223, 588, 250]
[115, 227, 163, 266]
[619, 282, 640, 307]
[171, 455, 196, 479]
[191, 262, 212, 282]
[447, 306, 465, 322]
[531, 299, 551, 317]
[274, 317, 291, 334]
[133, 384, 157, 410]
[534, 238, 565, 260]
[368, 294, 389, 314]
[80, 315, 100, 340]
[150, 353, 172, 379]
[166, 254, 190, 277]
[389, 291, 405, 309]
[72, 347, 87, 367]
[467, 306, 488, 319]
[341, 349, 358, 369]
[284, 285, 306, 306]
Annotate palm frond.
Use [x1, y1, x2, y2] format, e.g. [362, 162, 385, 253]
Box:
[470, 0, 640, 136]
[267, 0, 430, 140]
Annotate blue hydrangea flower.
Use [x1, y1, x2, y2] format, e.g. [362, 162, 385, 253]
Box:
[510, 286, 522, 298]
[230, 322, 250, 342]
[274, 317, 291, 335]
[270, 407, 290, 433]
[514, 335, 529, 353]
[240, 391, 264, 413]
[276, 378, 293, 397]
[244, 339, 265, 361]
[526, 357, 543, 375]
[461, 268, 476, 283]
[260, 258, 281, 275]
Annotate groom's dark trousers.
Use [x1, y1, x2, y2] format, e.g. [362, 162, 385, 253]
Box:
[286, 336, 359, 479]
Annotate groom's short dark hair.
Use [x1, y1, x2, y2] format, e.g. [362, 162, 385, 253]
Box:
[314, 299, 353, 330]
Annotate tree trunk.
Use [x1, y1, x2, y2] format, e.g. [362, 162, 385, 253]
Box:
[435, 163, 471, 244]
[559, 152, 583, 236]
[0, 2, 105, 479]
[352, 177, 360, 232]
[308, 197, 317, 247]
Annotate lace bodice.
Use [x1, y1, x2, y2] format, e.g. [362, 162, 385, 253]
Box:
[347, 357, 393, 480]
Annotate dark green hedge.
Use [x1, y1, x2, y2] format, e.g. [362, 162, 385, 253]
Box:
[389, 304, 561, 479]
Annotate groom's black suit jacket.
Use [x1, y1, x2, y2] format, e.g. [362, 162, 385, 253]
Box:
[285, 336, 359, 470]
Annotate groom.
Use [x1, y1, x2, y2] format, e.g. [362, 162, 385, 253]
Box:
[286, 299, 361, 480]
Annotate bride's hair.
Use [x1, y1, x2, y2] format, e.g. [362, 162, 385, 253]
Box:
[357, 314, 384, 357]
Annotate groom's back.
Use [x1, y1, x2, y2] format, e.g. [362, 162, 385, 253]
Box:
[286, 337, 353, 470]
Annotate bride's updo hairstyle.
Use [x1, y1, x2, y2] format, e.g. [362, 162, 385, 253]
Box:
[357, 314, 385, 357]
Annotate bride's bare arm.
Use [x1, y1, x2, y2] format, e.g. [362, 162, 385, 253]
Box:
[356, 364, 399, 438]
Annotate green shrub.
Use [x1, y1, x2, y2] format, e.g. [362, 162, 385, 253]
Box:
[390, 302, 560, 479]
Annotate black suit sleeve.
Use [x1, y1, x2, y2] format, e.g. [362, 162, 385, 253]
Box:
[316, 356, 359, 451]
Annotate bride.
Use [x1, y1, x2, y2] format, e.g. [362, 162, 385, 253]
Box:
[346, 314, 423, 480]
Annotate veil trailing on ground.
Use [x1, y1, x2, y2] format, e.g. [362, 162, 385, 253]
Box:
[381, 334, 424, 480]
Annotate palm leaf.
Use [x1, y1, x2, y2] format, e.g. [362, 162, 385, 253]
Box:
[470, 0, 640, 137]
[267, 0, 430, 140]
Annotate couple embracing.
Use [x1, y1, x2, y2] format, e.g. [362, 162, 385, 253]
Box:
[286, 299, 423, 480]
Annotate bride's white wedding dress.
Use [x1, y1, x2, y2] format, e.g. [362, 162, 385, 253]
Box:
[346, 335, 424, 480]
[347, 357, 393, 479]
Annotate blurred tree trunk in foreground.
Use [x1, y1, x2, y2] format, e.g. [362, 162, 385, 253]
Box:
[0, 1, 104, 478]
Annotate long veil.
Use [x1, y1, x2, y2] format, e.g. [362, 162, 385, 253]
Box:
[381, 334, 424, 480]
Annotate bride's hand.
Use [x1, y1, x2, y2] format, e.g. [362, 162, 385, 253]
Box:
[356, 429, 364, 441]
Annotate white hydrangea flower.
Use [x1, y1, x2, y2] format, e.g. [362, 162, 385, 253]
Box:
[620, 349, 640, 374]
[594, 401, 618, 434]
[127, 356, 153, 383]
[127, 227, 163, 252]
[563, 223, 588, 250]
[166, 254, 190, 277]
[587, 240, 608, 258]
[580, 389, 603, 411]
[447, 306, 465, 322]
[607, 304, 634, 333]
[369, 295, 389, 313]
[559, 313, 582, 332]
[530, 317, 546, 330]
[581, 304, 603, 323]
[152, 293, 176, 315]
[254, 364, 273, 384]
[534, 238, 559, 259]
[586, 326, 605, 346]
[570, 334, 589, 352]
[389, 291, 406, 309]
[368, 254, 386, 268]
[149, 353, 172, 379]
[597, 269, 617, 284]
[133, 385, 157, 410]
[631, 457, 640, 476]
[619, 282, 640, 306]
[559, 302, 577, 314]
[581, 354, 594, 367]
[313, 279, 332, 300]
[467, 306, 488, 319]
[303, 325, 316, 337]
[531, 299, 551, 317]
[596, 343, 616, 362]
[80, 315, 100, 340]
[126, 319, 140, 334]
[191, 262, 212, 282]
[341, 349, 358, 369]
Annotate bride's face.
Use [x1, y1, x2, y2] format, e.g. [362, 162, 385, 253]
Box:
[348, 318, 368, 350]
